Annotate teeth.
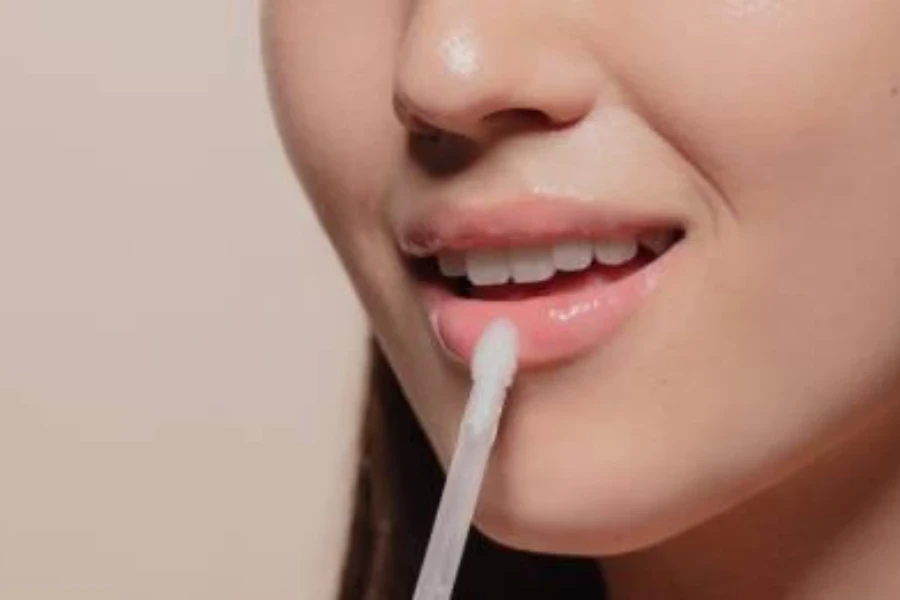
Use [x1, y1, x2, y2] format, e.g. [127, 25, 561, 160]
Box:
[438, 251, 467, 277]
[594, 239, 638, 266]
[436, 231, 676, 285]
[639, 231, 675, 255]
[466, 250, 511, 286]
[510, 247, 555, 284]
[552, 241, 594, 272]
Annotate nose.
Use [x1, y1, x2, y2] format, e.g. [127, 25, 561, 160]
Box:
[393, 0, 600, 140]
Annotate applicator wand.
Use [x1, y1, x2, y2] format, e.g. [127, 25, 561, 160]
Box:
[412, 319, 520, 600]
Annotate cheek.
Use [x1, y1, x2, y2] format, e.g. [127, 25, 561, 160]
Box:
[262, 0, 404, 240]
[264, 0, 432, 371]
[615, 0, 900, 191]
[617, 0, 900, 391]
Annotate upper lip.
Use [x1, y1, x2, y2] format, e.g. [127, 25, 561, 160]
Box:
[395, 195, 687, 257]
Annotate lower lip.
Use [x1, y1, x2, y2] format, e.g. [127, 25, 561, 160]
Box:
[422, 255, 671, 369]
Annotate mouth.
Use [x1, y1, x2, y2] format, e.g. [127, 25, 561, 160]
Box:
[403, 201, 686, 369]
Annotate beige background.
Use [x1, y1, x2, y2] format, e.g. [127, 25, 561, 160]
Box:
[0, 1, 364, 598]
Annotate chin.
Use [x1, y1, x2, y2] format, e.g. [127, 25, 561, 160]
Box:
[472, 471, 705, 558]
[461, 362, 804, 559]
[467, 416, 708, 556]
[471, 441, 776, 559]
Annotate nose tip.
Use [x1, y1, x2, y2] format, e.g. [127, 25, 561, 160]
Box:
[393, 6, 599, 141]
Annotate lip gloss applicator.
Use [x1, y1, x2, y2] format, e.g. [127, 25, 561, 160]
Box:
[412, 319, 520, 600]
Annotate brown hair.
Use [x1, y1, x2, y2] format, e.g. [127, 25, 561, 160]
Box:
[338, 341, 606, 599]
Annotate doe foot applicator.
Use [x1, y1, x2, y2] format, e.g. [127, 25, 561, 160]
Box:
[413, 319, 520, 600]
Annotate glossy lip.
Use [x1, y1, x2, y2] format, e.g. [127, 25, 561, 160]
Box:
[398, 197, 686, 369]
[397, 196, 685, 257]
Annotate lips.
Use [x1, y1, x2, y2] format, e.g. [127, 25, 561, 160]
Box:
[402, 198, 685, 369]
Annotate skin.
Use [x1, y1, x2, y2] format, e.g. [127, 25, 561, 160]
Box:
[262, 0, 900, 597]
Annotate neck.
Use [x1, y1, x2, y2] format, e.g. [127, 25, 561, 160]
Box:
[602, 400, 900, 600]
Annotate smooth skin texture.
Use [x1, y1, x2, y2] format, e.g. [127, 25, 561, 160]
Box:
[263, 1, 900, 597]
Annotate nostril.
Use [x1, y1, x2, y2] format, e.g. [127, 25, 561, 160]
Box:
[412, 121, 445, 145]
[407, 128, 482, 177]
[402, 107, 552, 177]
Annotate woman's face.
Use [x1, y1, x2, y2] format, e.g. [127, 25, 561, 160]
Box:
[263, 0, 900, 554]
